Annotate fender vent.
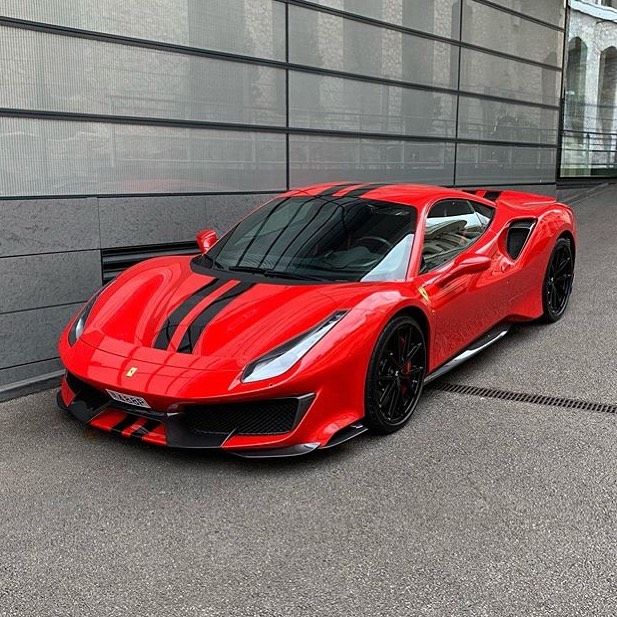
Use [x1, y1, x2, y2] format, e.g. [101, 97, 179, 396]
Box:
[484, 190, 502, 201]
[462, 189, 502, 202]
[101, 241, 198, 282]
[432, 382, 617, 414]
[506, 219, 535, 260]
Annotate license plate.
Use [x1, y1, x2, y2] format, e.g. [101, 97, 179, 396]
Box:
[106, 389, 151, 409]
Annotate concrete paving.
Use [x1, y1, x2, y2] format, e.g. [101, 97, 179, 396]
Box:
[1, 188, 616, 616]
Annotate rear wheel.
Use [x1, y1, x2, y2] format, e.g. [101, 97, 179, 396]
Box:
[541, 237, 575, 323]
[365, 316, 426, 434]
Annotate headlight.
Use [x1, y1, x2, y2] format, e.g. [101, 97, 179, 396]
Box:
[68, 286, 106, 345]
[242, 311, 348, 383]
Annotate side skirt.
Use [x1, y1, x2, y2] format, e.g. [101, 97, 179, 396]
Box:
[424, 323, 511, 385]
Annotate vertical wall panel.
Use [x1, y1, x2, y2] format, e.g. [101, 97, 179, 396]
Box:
[0, 198, 99, 257]
[0, 251, 101, 314]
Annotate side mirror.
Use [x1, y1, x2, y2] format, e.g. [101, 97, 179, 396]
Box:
[439, 254, 491, 285]
[196, 229, 218, 254]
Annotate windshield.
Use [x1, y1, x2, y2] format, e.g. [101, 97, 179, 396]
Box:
[203, 194, 417, 282]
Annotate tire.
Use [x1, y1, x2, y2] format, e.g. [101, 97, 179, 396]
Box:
[364, 315, 427, 434]
[541, 237, 575, 323]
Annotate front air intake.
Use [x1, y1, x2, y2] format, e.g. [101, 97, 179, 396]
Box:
[65, 372, 109, 411]
[182, 397, 312, 436]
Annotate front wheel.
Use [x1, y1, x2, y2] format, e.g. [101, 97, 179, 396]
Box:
[541, 237, 575, 323]
[364, 315, 427, 434]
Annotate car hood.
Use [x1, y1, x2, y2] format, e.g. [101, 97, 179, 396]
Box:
[78, 256, 393, 371]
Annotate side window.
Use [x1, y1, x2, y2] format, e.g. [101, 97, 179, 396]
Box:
[421, 199, 494, 273]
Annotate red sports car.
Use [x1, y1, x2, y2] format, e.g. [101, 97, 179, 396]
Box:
[57, 182, 576, 457]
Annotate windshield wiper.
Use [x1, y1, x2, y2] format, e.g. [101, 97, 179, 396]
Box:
[227, 265, 329, 282]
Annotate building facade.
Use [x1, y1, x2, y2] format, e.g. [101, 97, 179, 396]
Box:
[562, 0, 617, 176]
[0, 0, 566, 396]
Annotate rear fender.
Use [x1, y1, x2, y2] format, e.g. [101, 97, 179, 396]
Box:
[508, 207, 575, 320]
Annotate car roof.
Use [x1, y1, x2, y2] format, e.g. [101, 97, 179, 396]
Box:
[284, 182, 494, 211]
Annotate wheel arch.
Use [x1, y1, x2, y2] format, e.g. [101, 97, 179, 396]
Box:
[390, 306, 431, 362]
[558, 230, 576, 262]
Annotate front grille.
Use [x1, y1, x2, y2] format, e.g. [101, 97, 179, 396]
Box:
[182, 398, 305, 436]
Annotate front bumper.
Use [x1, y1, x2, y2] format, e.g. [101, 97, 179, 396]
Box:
[57, 373, 324, 457]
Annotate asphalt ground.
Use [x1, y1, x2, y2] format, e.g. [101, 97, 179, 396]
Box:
[1, 187, 616, 616]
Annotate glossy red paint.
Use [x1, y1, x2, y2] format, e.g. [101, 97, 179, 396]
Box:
[57, 182, 576, 454]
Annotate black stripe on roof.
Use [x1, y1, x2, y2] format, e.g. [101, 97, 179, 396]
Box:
[314, 183, 356, 197]
[340, 183, 387, 198]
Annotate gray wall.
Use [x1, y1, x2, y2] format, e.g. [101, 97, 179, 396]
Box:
[0, 0, 566, 395]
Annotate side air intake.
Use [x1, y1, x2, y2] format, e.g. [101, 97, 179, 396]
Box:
[506, 219, 535, 260]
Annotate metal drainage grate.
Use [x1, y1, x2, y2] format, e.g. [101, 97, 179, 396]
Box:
[431, 382, 617, 414]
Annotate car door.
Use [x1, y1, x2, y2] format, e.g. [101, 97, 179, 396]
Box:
[417, 199, 504, 370]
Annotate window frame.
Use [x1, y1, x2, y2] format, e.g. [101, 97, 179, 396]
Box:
[419, 198, 496, 274]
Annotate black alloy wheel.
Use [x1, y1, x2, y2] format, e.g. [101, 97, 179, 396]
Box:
[365, 315, 426, 434]
[542, 237, 575, 323]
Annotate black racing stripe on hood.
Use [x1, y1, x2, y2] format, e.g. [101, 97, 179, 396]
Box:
[340, 183, 387, 198]
[177, 282, 255, 354]
[153, 278, 227, 349]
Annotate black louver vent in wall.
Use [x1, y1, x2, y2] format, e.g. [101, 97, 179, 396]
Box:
[101, 241, 199, 283]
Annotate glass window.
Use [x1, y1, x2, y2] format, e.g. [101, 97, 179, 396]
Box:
[561, 7, 617, 178]
[459, 49, 561, 106]
[0, 117, 286, 197]
[462, 1, 564, 67]
[289, 135, 455, 186]
[0, 0, 286, 60]
[288, 72, 457, 138]
[0, 26, 286, 126]
[204, 195, 418, 282]
[457, 96, 559, 145]
[483, 0, 566, 28]
[289, 5, 459, 90]
[309, 0, 460, 39]
[455, 143, 557, 184]
[421, 199, 493, 272]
